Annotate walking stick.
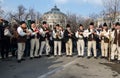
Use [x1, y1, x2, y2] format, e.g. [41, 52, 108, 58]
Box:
[108, 31, 111, 61]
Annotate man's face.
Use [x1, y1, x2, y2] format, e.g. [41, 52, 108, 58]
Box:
[79, 26, 83, 30]
[89, 25, 94, 29]
[103, 26, 107, 30]
[22, 23, 27, 28]
[56, 26, 59, 30]
[43, 24, 46, 28]
[67, 27, 70, 30]
[31, 23, 36, 28]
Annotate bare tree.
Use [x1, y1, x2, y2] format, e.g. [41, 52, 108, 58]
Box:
[102, 0, 120, 22]
[17, 5, 26, 21]
[66, 12, 78, 32]
[28, 8, 36, 20]
[0, 5, 4, 17]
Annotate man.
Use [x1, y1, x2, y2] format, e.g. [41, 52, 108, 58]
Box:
[100, 23, 110, 58]
[53, 24, 63, 56]
[64, 24, 73, 57]
[0, 18, 5, 59]
[39, 21, 51, 57]
[85, 22, 99, 59]
[29, 21, 40, 59]
[111, 22, 120, 63]
[75, 24, 85, 57]
[3, 23, 12, 59]
[17, 21, 31, 63]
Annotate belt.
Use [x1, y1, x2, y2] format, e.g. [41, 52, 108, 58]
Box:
[78, 38, 83, 40]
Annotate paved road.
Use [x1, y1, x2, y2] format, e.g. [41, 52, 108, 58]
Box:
[0, 56, 120, 78]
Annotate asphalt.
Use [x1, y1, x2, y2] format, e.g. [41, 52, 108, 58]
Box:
[0, 55, 120, 78]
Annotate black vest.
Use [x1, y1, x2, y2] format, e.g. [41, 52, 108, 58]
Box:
[53, 30, 62, 41]
[40, 27, 50, 41]
[88, 29, 98, 41]
[30, 28, 40, 39]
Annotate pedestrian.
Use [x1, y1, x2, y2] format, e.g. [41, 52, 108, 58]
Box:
[64, 24, 74, 57]
[29, 21, 40, 59]
[17, 21, 31, 63]
[75, 24, 85, 57]
[53, 24, 63, 56]
[111, 22, 120, 63]
[85, 22, 99, 59]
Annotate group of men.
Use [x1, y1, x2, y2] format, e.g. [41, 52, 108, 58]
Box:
[0, 18, 120, 63]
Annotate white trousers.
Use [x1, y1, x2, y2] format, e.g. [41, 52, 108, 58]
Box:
[66, 39, 72, 55]
[111, 44, 120, 60]
[30, 38, 39, 57]
[87, 41, 97, 57]
[101, 40, 109, 57]
[77, 39, 84, 56]
[17, 43, 25, 60]
[54, 41, 62, 55]
[39, 40, 50, 55]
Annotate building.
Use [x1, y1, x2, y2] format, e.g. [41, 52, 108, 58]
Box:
[42, 5, 67, 29]
[97, 12, 120, 27]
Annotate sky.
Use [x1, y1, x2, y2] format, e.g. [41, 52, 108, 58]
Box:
[0, 0, 104, 17]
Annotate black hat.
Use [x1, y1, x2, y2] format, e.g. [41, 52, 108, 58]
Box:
[20, 21, 26, 25]
[42, 21, 47, 25]
[56, 24, 59, 27]
[66, 24, 70, 28]
[89, 22, 94, 25]
[103, 23, 107, 27]
[115, 22, 120, 26]
[31, 21, 35, 25]
[79, 24, 83, 27]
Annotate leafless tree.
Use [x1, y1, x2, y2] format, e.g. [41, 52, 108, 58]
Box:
[17, 5, 26, 21]
[102, 0, 120, 21]
[66, 12, 78, 32]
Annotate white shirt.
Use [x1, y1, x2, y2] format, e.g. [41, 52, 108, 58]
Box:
[53, 30, 63, 39]
[4, 28, 12, 37]
[75, 30, 85, 38]
[100, 30, 110, 39]
[17, 26, 27, 36]
[84, 29, 99, 37]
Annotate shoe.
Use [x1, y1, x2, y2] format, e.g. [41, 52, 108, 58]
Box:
[87, 56, 91, 59]
[54, 55, 57, 57]
[66, 55, 69, 57]
[38, 55, 42, 58]
[69, 55, 73, 57]
[21, 58, 25, 61]
[81, 56, 84, 58]
[17, 60, 21, 63]
[100, 56, 104, 59]
[94, 57, 98, 59]
[34, 56, 39, 58]
[46, 55, 50, 57]
[59, 55, 62, 57]
[30, 57, 33, 59]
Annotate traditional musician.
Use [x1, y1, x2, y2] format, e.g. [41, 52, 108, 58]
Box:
[100, 23, 110, 58]
[53, 24, 63, 56]
[85, 22, 99, 59]
[111, 22, 120, 63]
[75, 24, 85, 57]
[17, 21, 31, 63]
[64, 24, 74, 57]
[29, 21, 40, 59]
[39, 21, 51, 57]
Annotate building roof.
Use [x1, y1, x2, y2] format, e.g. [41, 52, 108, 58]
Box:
[44, 5, 66, 16]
